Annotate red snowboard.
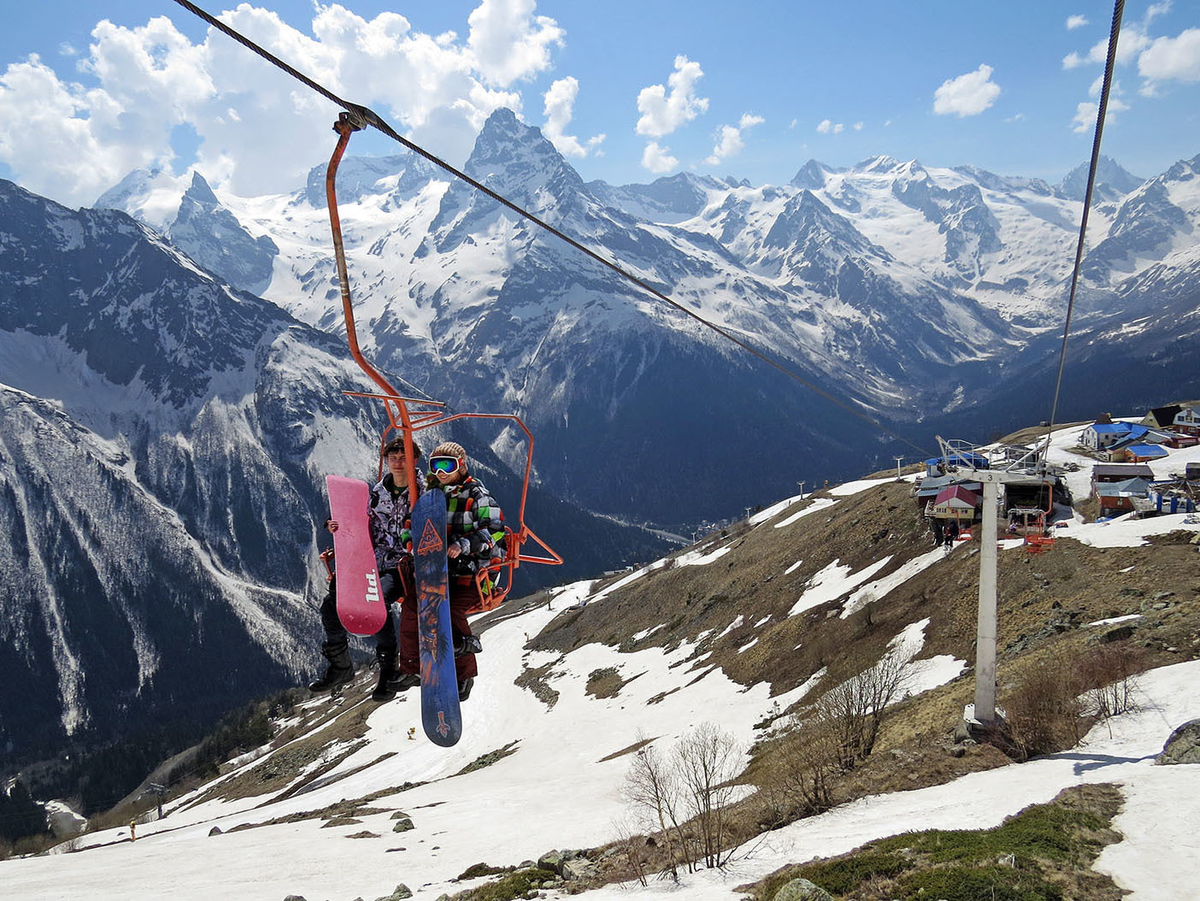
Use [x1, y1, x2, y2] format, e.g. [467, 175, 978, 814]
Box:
[326, 475, 387, 636]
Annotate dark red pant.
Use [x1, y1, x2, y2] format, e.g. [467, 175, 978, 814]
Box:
[398, 576, 478, 681]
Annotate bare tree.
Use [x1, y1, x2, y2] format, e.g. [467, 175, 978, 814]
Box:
[610, 817, 649, 887]
[623, 725, 747, 875]
[818, 652, 908, 767]
[1078, 644, 1143, 720]
[622, 736, 692, 878]
[766, 712, 841, 817]
[674, 722, 743, 869]
[1004, 657, 1085, 759]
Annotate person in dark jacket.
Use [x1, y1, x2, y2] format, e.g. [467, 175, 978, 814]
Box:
[309, 437, 422, 701]
[406, 440, 504, 702]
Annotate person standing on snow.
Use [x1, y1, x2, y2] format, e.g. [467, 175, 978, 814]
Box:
[309, 437, 423, 701]
[409, 440, 505, 702]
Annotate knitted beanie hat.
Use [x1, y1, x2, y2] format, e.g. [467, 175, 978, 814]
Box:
[430, 441, 467, 461]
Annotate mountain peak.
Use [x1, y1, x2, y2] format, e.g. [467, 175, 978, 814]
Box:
[184, 171, 219, 206]
[462, 108, 586, 204]
[1057, 155, 1144, 202]
[790, 159, 834, 190]
[853, 155, 904, 174]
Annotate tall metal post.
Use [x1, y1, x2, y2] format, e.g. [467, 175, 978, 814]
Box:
[973, 477, 1000, 723]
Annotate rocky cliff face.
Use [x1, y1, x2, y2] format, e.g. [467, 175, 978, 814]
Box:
[0, 178, 666, 758]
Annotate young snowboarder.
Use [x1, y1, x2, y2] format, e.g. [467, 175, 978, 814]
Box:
[407, 441, 504, 702]
[309, 437, 423, 701]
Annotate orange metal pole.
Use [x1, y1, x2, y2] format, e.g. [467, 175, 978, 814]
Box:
[326, 112, 418, 501]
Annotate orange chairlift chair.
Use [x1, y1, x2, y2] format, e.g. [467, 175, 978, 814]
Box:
[323, 112, 561, 613]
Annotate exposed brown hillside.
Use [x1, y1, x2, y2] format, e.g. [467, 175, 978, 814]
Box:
[531, 480, 1199, 702]
[516, 478, 1200, 892]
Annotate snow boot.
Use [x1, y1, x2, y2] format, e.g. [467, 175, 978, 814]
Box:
[386, 672, 421, 692]
[454, 633, 482, 657]
[309, 639, 354, 693]
[371, 649, 399, 702]
[458, 678, 474, 702]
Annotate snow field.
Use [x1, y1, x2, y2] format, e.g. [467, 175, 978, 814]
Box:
[7, 419, 1200, 899]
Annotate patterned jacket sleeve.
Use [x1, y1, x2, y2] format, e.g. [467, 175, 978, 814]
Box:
[465, 481, 503, 560]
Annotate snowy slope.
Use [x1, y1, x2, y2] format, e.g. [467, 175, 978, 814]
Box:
[4, 435, 1199, 900]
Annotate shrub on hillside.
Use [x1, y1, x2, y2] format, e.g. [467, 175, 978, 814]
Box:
[1004, 657, 1086, 759]
[1004, 643, 1145, 759]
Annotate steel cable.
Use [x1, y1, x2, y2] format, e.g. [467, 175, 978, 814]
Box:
[170, 0, 931, 456]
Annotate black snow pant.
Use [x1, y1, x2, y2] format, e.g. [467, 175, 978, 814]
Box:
[320, 567, 406, 653]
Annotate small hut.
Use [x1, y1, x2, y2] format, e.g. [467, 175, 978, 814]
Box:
[932, 485, 979, 521]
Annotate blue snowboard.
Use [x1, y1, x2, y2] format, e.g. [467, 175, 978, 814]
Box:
[411, 488, 461, 746]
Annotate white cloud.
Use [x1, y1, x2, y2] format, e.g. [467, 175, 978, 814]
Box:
[541, 76, 604, 158]
[1070, 96, 1129, 133]
[816, 119, 844, 134]
[1067, 15, 1089, 30]
[932, 64, 1001, 117]
[853, 121, 864, 131]
[635, 55, 709, 138]
[1146, 2, 1173, 24]
[1138, 28, 1200, 84]
[1063, 26, 1154, 69]
[641, 141, 678, 174]
[467, 0, 563, 87]
[703, 113, 762, 166]
[1089, 75, 1124, 97]
[0, 4, 568, 207]
[0, 55, 154, 206]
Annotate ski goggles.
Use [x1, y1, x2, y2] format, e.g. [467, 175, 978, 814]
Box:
[429, 455, 463, 475]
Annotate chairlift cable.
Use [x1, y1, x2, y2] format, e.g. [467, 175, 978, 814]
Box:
[1043, 0, 1126, 459]
[169, 0, 933, 459]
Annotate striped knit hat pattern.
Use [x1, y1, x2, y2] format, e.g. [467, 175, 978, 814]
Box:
[430, 441, 467, 461]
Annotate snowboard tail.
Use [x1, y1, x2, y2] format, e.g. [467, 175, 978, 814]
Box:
[326, 475, 388, 636]
[412, 488, 461, 746]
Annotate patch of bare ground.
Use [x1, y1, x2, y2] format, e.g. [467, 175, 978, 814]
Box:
[598, 737, 655, 763]
[515, 656, 562, 709]
[586, 666, 642, 699]
[227, 799, 401, 833]
[530, 483, 939, 696]
[739, 783, 1126, 901]
[998, 421, 1089, 446]
[454, 742, 521, 776]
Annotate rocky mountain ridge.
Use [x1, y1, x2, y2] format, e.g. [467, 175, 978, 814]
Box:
[93, 112, 1200, 525]
[0, 178, 668, 761]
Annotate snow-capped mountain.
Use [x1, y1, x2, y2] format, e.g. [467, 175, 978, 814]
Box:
[95, 169, 279, 296]
[0, 178, 356, 755]
[0, 178, 667, 758]
[1081, 153, 1200, 286]
[1056, 154, 1145, 204]
[92, 112, 1200, 525]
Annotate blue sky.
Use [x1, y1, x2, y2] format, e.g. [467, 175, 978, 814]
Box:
[1, 1, 1198, 207]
